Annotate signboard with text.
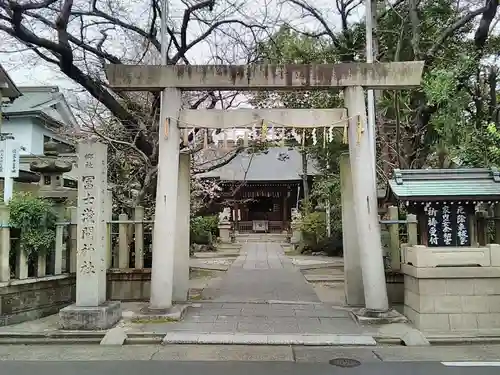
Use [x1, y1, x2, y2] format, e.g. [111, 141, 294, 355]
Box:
[0, 140, 20, 178]
[425, 202, 472, 247]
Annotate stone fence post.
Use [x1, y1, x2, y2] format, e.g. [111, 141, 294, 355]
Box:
[0, 204, 10, 282]
[407, 214, 418, 246]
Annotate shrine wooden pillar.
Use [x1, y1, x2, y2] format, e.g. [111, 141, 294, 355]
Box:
[234, 201, 239, 233]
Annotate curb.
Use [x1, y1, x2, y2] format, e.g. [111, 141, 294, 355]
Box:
[161, 333, 377, 346]
[3, 331, 500, 346]
[0, 331, 376, 346]
[0, 331, 106, 345]
[374, 335, 500, 345]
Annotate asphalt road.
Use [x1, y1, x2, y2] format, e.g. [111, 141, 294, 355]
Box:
[0, 361, 499, 375]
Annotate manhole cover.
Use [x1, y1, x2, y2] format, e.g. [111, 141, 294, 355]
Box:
[329, 358, 361, 368]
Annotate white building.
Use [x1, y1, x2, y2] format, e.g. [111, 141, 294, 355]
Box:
[1, 65, 78, 188]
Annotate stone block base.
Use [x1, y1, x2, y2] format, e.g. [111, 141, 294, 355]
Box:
[403, 264, 500, 332]
[121, 302, 189, 322]
[350, 307, 408, 325]
[59, 301, 122, 330]
[218, 223, 232, 243]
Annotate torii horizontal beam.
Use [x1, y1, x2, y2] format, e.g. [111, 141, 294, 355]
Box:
[105, 62, 425, 91]
[177, 108, 348, 129]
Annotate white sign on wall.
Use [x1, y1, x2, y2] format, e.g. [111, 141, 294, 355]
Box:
[0, 140, 20, 178]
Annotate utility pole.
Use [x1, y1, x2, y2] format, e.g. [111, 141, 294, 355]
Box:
[160, 0, 169, 65]
[366, 0, 377, 184]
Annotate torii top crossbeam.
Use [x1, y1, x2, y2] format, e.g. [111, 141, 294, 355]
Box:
[105, 62, 424, 91]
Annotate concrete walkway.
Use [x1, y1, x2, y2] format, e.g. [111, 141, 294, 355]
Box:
[129, 243, 365, 337]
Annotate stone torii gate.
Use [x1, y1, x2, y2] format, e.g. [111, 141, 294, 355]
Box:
[105, 63, 424, 317]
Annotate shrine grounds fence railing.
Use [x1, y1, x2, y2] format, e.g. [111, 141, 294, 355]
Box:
[378, 206, 418, 271]
[0, 205, 154, 284]
[235, 221, 289, 234]
[0, 203, 422, 283]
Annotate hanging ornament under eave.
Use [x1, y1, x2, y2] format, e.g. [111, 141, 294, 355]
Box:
[261, 121, 268, 141]
[203, 129, 208, 149]
[328, 125, 334, 142]
[311, 128, 317, 146]
[323, 127, 327, 148]
[251, 122, 258, 140]
[281, 127, 286, 146]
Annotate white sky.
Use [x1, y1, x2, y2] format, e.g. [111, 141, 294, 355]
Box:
[0, 0, 364, 90]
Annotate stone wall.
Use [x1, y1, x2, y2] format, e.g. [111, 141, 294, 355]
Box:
[0, 275, 76, 326]
[403, 269, 500, 331]
[0, 270, 153, 327]
[107, 269, 151, 301]
[386, 271, 404, 305]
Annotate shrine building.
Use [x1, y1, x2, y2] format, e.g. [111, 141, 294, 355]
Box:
[198, 144, 319, 234]
[387, 168, 500, 247]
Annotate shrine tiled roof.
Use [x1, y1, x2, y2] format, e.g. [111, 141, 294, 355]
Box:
[0, 64, 21, 100]
[197, 146, 320, 181]
[388, 168, 500, 201]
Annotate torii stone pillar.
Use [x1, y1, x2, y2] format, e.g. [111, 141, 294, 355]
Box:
[345, 86, 388, 311]
[150, 88, 182, 309]
[173, 151, 191, 302]
[340, 153, 364, 306]
[105, 62, 424, 316]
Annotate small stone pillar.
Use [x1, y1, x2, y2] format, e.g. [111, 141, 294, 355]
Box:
[218, 207, 232, 243]
[59, 141, 121, 330]
[290, 208, 302, 245]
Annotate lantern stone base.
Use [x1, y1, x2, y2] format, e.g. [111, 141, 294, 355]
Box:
[290, 224, 302, 245]
[218, 223, 232, 243]
[402, 264, 500, 332]
[59, 301, 122, 330]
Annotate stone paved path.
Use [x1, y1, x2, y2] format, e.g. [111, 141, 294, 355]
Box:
[202, 242, 320, 302]
[128, 242, 364, 335]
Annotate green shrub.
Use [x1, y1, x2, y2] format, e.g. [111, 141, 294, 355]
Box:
[298, 211, 327, 250]
[190, 215, 219, 245]
[307, 234, 343, 257]
[8, 193, 57, 259]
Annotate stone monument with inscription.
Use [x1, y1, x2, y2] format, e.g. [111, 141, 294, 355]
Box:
[59, 141, 121, 330]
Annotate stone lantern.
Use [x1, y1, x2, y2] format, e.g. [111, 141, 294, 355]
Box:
[29, 140, 75, 202]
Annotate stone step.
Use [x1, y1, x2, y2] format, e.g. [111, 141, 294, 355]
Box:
[304, 274, 345, 282]
[235, 234, 289, 243]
